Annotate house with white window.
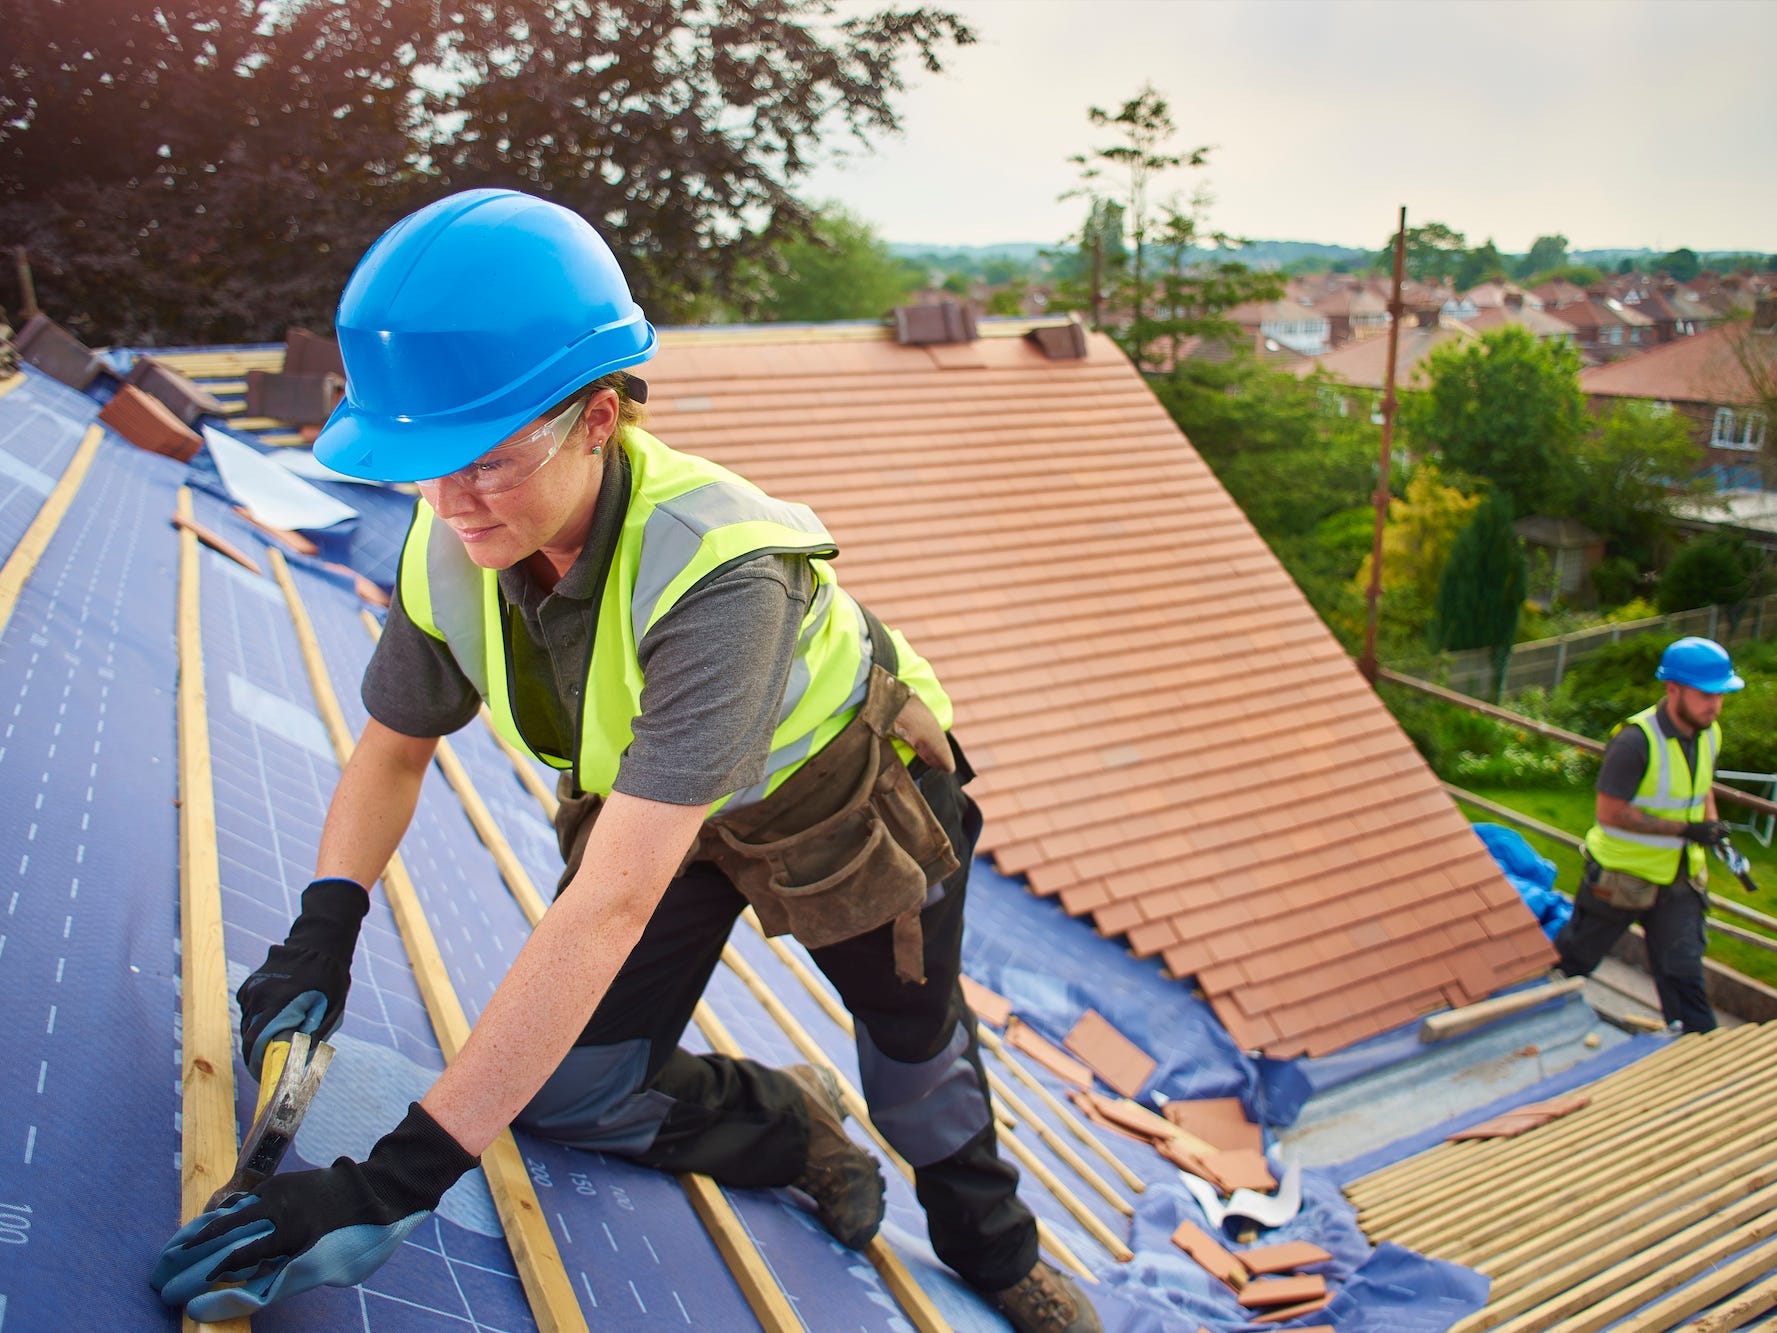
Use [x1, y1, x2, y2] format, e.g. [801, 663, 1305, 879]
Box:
[1579, 299, 1777, 488]
[1221, 297, 1331, 356]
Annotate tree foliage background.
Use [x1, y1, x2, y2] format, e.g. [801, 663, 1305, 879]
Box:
[0, 0, 972, 344]
[1402, 325, 1588, 516]
[1431, 491, 1526, 695]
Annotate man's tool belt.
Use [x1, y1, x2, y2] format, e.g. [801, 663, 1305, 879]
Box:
[1584, 856, 1663, 913]
[553, 609, 957, 984]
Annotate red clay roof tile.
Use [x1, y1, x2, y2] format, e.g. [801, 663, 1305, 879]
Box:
[643, 326, 1552, 1056]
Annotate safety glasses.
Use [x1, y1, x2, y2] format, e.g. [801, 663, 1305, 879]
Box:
[416, 397, 587, 498]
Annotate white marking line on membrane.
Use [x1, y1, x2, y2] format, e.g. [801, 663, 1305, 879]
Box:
[22, 1126, 34, 1164]
[556, 1213, 573, 1244]
[579, 1273, 599, 1308]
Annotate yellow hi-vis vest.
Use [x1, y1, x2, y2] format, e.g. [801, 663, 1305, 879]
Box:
[397, 428, 952, 810]
[1583, 704, 1720, 884]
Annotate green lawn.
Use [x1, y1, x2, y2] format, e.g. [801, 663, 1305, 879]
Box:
[1454, 782, 1777, 989]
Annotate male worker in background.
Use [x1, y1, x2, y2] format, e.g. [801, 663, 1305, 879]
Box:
[1555, 636, 1742, 1033]
[151, 189, 1097, 1332]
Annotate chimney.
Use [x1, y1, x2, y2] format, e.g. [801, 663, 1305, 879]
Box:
[1755, 295, 1777, 334]
[892, 300, 977, 346]
[1024, 318, 1088, 360]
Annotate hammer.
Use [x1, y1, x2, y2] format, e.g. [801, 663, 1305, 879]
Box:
[206, 1030, 335, 1211]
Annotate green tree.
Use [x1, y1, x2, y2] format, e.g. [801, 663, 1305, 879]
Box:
[1378, 221, 1467, 284]
[1658, 537, 1756, 615]
[1403, 325, 1587, 515]
[1516, 233, 1570, 280]
[1146, 194, 1281, 369]
[3, 0, 974, 341]
[1657, 248, 1702, 282]
[1051, 149, 1127, 329]
[1083, 86, 1208, 366]
[0, 0, 442, 342]
[1565, 401, 1705, 568]
[1432, 492, 1527, 695]
[1616, 257, 1639, 275]
[1455, 239, 1508, 290]
[1353, 466, 1483, 651]
[753, 209, 921, 322]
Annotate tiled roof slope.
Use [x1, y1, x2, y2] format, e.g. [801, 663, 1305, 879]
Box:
[642, 323, 1553, 1057]
[1579, 322, 1777, 405]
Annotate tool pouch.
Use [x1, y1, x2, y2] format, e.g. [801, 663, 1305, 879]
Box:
[1592, 865, 1662, 912]
[552, 609, 957, 984]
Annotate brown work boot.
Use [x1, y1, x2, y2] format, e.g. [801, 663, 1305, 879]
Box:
[983, 1260, 1102, 1333]
[785, 1063, 885, 1250]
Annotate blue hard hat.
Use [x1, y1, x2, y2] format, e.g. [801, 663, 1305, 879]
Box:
[1656, 637, 1745, 693]
[314, 189, 657, 482]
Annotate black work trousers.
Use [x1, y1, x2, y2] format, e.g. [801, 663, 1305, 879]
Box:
[513, 764, 1039, 1292]
[1555, 859, 1716, 1033]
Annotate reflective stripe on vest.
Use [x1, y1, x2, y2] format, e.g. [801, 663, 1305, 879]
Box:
[1583, 704, 1720, 882]
[397, 428, 952, 809]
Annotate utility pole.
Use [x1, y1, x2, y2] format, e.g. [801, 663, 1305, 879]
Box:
[1359, 207, 1407, 684]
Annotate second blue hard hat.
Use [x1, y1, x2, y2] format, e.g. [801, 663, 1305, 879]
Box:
[314, 189, 657, 482]
[1656, 636, 1745, 693]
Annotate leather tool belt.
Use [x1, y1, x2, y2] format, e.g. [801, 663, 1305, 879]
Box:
[552, 608, 957, 984]
[1583, 855, 1663, 913]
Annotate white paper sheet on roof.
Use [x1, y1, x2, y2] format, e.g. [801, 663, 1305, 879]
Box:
[269, 448, 386, 487]
[201, 425, 360, 529]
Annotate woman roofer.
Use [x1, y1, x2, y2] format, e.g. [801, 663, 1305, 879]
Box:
[151, 189, 1099, 1332]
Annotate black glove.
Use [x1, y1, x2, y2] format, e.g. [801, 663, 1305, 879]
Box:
[237, 878, 369, 1079]
[151, 1102, 477, 1321]
[1682, 819, 1732, 847]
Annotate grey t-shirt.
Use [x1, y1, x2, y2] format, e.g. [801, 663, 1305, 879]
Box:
[362, 450, 814, 806]
[1597, 703, 1700, 800]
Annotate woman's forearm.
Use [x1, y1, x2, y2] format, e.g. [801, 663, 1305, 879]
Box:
[420, 793, 708, 1154]
[315, 718, 440, 888]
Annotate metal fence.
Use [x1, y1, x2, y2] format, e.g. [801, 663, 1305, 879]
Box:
[1400, 595, 1777, 699]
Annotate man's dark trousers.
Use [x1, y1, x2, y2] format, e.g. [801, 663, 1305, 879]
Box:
[514, 764, 1039, 1292]
[1555, 858, 1716, 1033]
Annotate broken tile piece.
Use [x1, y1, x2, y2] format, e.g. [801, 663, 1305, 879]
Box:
[1162, 1097, 1264, 1154]
[171, 515, 263, 576]
[234, 506, 320, 557]
[1069, 1092, 1160, 1145]
[1446, 1093, 1591, 1142]
[1237, 1274, 1327, 1308]
[1237, 1240, 1333, 1276]
[960, 975, 1013, 1028]
[1168, 1220, 1245, 1289]
[1202, 1148, 1276, 1194]
[1064, 1008, 1157, 1097]
[1006, 1018, 1093, 1089]
[1079, 1092, 1195, 1146]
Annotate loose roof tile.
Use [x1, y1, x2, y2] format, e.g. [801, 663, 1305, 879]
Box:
[1237, 1240, 1333, 1276]
[1169, 1220, 1246, 1289]
[1238, 1274, 1328, 1308]
[1059, 1009, 1158, 1094]
[641, 325, 1551, 1056]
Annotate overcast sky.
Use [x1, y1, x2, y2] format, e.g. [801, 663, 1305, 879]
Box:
[799, 0, 1776, 255]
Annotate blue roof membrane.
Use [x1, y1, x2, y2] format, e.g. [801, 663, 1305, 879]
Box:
[0, 359, 1676, 1331]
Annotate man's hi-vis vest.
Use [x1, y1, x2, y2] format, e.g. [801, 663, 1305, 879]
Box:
[397, 428, 952, 811]
[1583, 704, 1721, 884]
